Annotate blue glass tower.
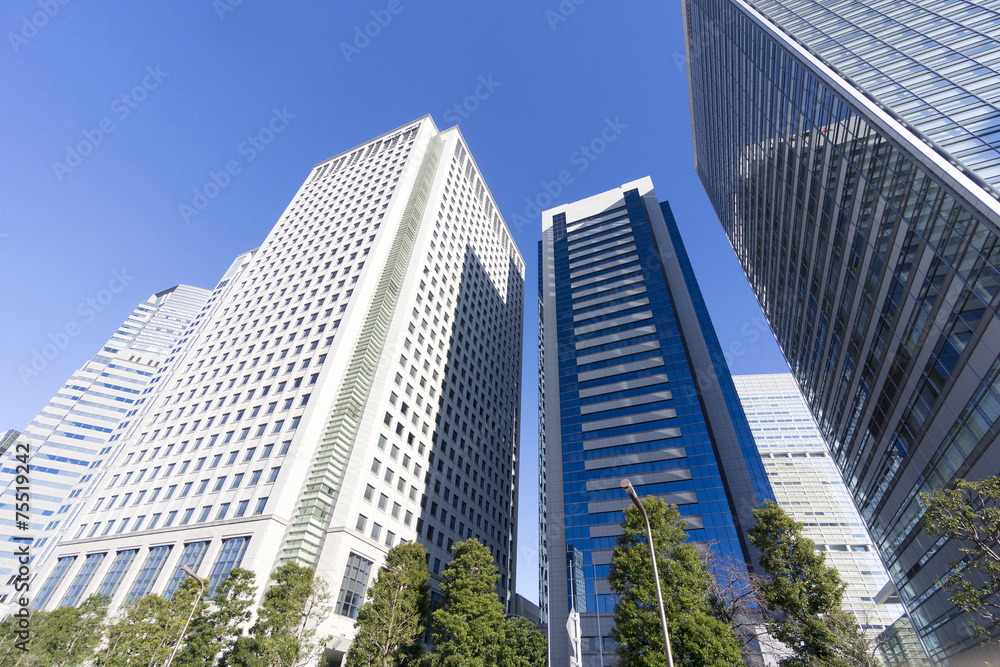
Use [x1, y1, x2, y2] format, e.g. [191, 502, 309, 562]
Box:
[538, 177, 773, 665]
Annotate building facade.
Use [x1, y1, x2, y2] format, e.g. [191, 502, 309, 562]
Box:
[685, 0, 1000, 662]
[733, 374, 914, 646]
[0, 284, 211, 607]
[19, 117, 524, 662]
[538, 177, 773, 666]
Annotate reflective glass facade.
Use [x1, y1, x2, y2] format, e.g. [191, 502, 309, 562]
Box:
[749, 0, 1000, 195]
[539, 178, 772, 666]
[686, 0, 1000, 662]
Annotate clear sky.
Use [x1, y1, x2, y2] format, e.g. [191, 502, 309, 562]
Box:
[0, 0, 788, 602]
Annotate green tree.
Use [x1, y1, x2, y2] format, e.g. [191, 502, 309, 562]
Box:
[225, 562, 332, 667]
[0, 594, 108, 667]
[97, 577, 207, 667]
[920, 475, 1000, 635]
[346, 542, 429, 667]
[427, 539, 508, 667]
[608, 497, 745, 667]
[749, 500, 877, 667]
[173, 568, 257, 667]
[503, 616, 547, 667]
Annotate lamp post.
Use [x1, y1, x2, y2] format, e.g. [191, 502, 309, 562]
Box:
[165, 565, 205, 667]
[620, 478, 674, 667]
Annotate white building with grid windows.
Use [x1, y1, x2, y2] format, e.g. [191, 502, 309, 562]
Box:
[732, 374, 908, 640]
[16, 117, 524, 663]
[0, 284, 211, 606]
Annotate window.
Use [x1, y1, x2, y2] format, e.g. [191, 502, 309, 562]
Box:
[335, 553, 373, 619]
[217, 502, 231, 519]
[181, 508, 195, 525]
[60, 553, 105, 607]
[370, 523, 381, 540]
[267, 467, 280, 483]
[214, 477, 227, 492]
[207, 537, 250, 597]
[96, 550, 138, 598]
[163, 542, 210, 598]
[253, 497, 268, 515]
[364, 485, 375, 502]
[126, 546, 172, 602]
[231, 473, 245, 488]
[249, 470, 262, 486]
[356, 514, 367, 531]
[33, 556, 76, 610]
[235, 499, 250, 517]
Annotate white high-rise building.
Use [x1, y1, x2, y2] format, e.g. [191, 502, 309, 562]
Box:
[733, 374, 908, 639]
[21, 117, 524, 661]
[0, 284, 212, 606]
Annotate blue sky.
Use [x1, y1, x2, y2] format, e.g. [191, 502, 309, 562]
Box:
[0, 1, 787, 601]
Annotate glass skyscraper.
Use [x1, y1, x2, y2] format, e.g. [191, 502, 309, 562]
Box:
[685, 0, 1000, 662]
[538, 177, 773, 666]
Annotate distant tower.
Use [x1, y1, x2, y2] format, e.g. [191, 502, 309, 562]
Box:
[733, 374, 914, 646]
[538, 177, 773, 666]
[20, 117, 524, 664]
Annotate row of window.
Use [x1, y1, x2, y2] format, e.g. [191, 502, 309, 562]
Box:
[32, 536, 250, 611]
[76, 497, 268, 538]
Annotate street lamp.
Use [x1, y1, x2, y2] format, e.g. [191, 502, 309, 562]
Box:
[620, 478, 674, 667]
[165, 565, 206, 667]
